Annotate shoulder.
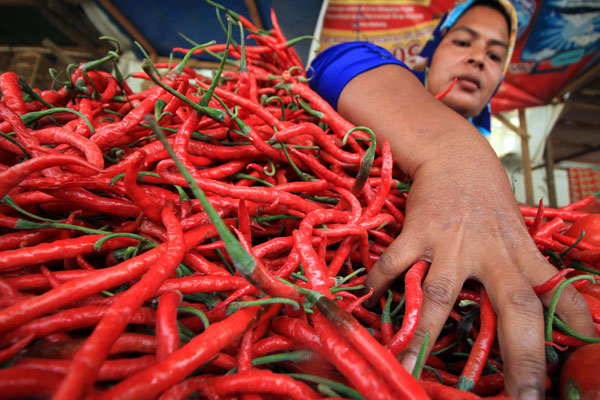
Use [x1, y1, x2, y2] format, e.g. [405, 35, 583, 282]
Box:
[308, 42, 409, 110]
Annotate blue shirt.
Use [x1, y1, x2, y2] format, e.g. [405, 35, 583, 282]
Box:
[307, 42, 413, 111]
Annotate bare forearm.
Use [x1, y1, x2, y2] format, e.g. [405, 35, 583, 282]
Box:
[338, 65, 499, 178]
[337, 64, 519, 214]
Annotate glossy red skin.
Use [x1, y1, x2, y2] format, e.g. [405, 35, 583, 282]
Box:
[566, 215, 600, 247]
[560, 343, 600, 400]
[566, 215, 600, 300]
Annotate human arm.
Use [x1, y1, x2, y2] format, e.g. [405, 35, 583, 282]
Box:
[337, 64, 595, 399]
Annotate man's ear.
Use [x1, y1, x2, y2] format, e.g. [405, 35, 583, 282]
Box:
[411, 56, 428, 73]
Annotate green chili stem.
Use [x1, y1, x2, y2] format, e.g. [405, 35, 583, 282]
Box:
[337, 267, 366, 286]
[148, 116, 259, 279]
[344, 126, 376, 194]
[21, 107, 95, 133]
[233, 173, 274, 187]
[226, 297, 300, 315]
[330, 284, 364, 294]
[141, 61, 225, 122]
[560, 230, 586, 257]
[200, 20, 231, 107]
[545, 275, 595, 344]
[226, 350, 316, 375]
[552, 315, 600, 343]
[286, 373, 366, 400]
[110, 171, 160, 186]
[93, 233, 155, 251]
[569, 260, 600, 276]
[423, 366, 444, 383]
[178, 306, 210, 330]
[280, 143, 316, 182]
[0, 131, 30, 158]
[412, 332, 430, 379]
[390, 295, 406, 319]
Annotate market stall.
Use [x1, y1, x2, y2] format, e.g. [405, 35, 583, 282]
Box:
[0, 1, 599, 399]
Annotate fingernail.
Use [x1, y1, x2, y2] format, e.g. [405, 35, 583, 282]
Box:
[399, 352, 417, 373]
[519, 388, 542, 400]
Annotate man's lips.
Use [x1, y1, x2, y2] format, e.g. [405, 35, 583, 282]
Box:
[456, 75, 480, 92]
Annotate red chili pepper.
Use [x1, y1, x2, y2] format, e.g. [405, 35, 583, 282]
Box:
[251, 335, 294, 357]
[387, 261, 428, 355]
[124, 152, 162, 223]
[521, 205, 588, 221]
[0, 102, 40, 152]
[457, 287, 497, 392]
[313, 311, 400, 400]
[533, 268, 575, 296]
[527, 198, 545, 236]
[0, 223, 218, 335]
[0, 72, 27, 115]
[53, 201, 186, 399]
[156, 290, 182, 361]
[14, 355, 156, 382]
[434, 76, 458, 100]
[31, 126, 104, 169]
[0, 306, 155, 347]
[0, 154, 101, 201]
[0, 234, 138, 272]
[0, 367, 63, 399]
[91, 86, 164, 149]
[98, 306, 262, 400]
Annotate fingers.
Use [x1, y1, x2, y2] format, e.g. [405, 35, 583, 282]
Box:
[363, 231, 423, 308]
[529, 257, 596, 338]
[398, 259, 466, 372]
[482, 268, 546, 400]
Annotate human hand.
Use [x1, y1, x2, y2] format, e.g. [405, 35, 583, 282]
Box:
[364, 157, 596, 399]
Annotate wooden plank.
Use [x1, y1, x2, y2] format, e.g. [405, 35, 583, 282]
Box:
[244, 0, 264, 30]
[555, 63, 600, 98]
[98, 0, 157, 60]
[493, 113, 529, 139]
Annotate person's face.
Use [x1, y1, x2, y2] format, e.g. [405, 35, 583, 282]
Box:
[427, 5, 509, 119]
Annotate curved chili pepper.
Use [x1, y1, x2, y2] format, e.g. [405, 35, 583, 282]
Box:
[53, 201, 186, 399]
[0, 306, 155, 347]
[0, 234, 138, 272]
[98, 306, 262, 400]
[31, 127, 104, 169]
[387, 261, 429, 355]
[457, 287, 497, 392]
[0, 367, 63, 399]
[124, 153, 162, 223]
[533, 268, 575, 296]
[0, 154, 101, 200]
[0, 72, 27, 115]
[156, 290, 182, 361]
[90, 86, 164, 149]
[0, 223, 219, 335]
[14, 355, 156, 382]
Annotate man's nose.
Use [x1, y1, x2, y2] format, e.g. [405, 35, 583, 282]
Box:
[467, 46, 485, 69]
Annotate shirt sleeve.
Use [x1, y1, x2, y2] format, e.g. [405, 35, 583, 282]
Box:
[307, 42, 410, 110]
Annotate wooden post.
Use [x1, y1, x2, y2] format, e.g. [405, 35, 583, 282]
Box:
[493, 112, 535, 206]
[518, 109, 535, 205]
[244, 0, 264, 30]
[544, 138, 557, 208]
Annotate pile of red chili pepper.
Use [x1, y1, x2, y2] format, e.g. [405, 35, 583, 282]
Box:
[0, 3, 599, 400]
